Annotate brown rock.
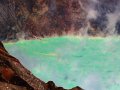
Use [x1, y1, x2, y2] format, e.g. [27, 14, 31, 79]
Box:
[0, 0, 88, 41]
[71, 86, 84, 90]
[0, 67, 15, 81]
[0, 81, 27, 90]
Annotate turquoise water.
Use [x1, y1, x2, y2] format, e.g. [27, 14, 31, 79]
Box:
[4, 36, 120, 90]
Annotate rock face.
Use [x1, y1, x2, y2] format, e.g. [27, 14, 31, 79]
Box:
[0, 0, 86, 41]
[0, 41, 83, 90]
[0, 0, 120, 41]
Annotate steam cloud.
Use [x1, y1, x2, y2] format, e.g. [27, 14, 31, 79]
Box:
[84, 0, 120, 36]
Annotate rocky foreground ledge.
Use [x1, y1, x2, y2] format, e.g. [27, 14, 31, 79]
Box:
[0, 41, 83, 90]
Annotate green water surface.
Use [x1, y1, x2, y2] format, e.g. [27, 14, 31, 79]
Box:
[4, 36, 120, 90]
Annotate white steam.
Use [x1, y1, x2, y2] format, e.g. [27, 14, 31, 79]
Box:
[87, 9, 98, 19]
[82, 74, 102, 90]
[106, 12, 120, 35]
[83, 0, 120, 36]
[86, 0, 99, 20]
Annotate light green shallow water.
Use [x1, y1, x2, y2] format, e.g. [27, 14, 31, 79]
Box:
[4, 36, 120, 90]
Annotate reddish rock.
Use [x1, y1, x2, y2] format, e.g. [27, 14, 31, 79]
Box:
[0, 0, 88, 41]
[0, 67, 15, 81]
[0, 0, 120, 41]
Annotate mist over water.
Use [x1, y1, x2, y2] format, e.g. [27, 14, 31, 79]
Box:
[4, 36, 120, 90]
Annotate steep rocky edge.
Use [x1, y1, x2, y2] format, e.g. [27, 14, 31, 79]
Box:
[0, 41, 83, 90]
[0, 0, 87, 41]
[1, 0, 119, 41]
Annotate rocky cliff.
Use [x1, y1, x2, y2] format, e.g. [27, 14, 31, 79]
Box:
[1, 0, 120, 41]
[0, 0, 85, 41]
